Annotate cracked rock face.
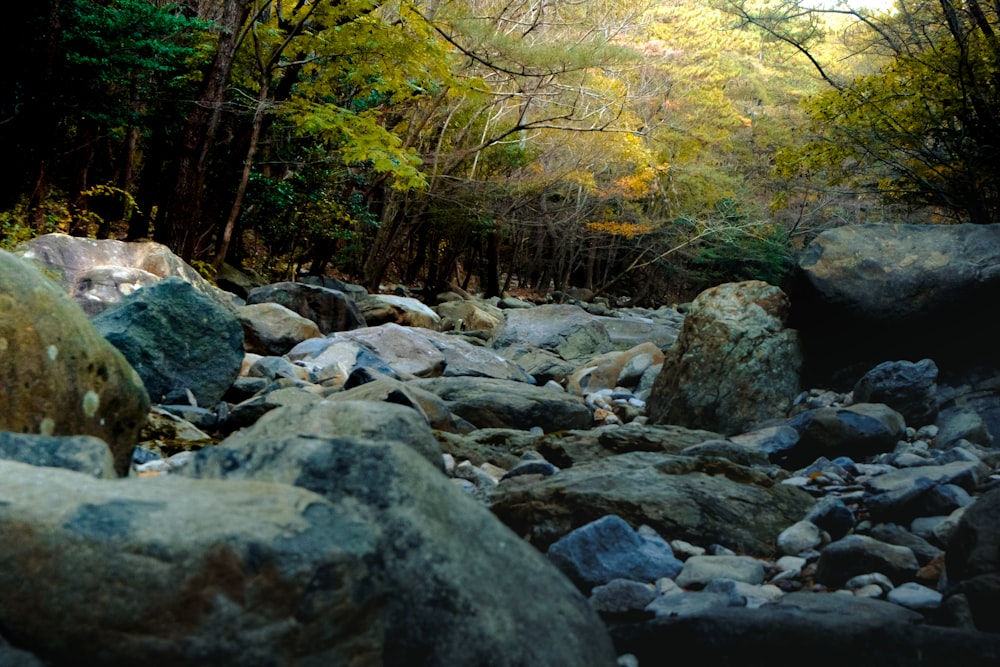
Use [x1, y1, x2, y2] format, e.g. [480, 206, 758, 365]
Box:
[646, 280, 802, 436]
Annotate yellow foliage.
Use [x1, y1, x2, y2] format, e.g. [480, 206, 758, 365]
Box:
[585, 220, 653, 238]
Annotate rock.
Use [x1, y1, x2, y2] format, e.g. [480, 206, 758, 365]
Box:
[546, 515, 683, 592]
[862, 460, 986, 524]
[327, 377, 473, 434]
[566, 342, 665, 396]
[647, 281, 802, 436]
[410, 376, 593, 433]
[853, 359, 940, 426]
[355, 293, 441, 329]
[593, 314, 681, 352]
[0, 432, 116, 479]
[674, 555, 768, 588]
[331, 324, 532, 382]
[245, 281, 366, 333]
[814, 534, 920, 588]
[436, 298, 504, 333]
[15, 233, 234, 315]
[792, 223, 1000, 387]
[776, 520, 825, 556]
[612, 591, 1000, 667]
[0, 250, 150, 476]
[93, 277, 244, 406]
[222, 400, 444, 471]
[214, 262, 264, 299]
[777, 403, 907, 469]
[237, 301, 322, 356]
[590, 579, 657, 622]
[945, 485, 1000, 632]
[488, 304, 614, 362]
[185, 409, 619, 667]
[288, 336, 399, 386]
[490, 451, 814, 556]
[0, 459, 385, 666]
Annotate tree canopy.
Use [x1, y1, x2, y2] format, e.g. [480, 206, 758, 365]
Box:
[2, 0, 996, 304]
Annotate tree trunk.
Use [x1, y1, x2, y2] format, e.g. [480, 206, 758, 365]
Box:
[161, 0, 251, 260]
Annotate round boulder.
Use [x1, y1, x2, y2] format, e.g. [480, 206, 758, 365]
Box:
[0, 250, 149, 476]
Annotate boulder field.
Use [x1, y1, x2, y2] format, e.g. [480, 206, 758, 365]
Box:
[1, 229, 999, 665]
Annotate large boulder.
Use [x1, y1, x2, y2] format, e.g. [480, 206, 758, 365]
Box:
[15, 233, 233, 316]
[945, 485, 1000, 632]
[93, 277, 244, 406]
[490, 451, 814, 556]
[410, 376, 594, 432]
[792, 223, 1000, 387]
[330, 323, 532, 382]
[237, 301, 323, 356]
[489, 304, 614, 362]
[355, 293, 441, 330]
[647, 281, 802, 436]
[245, 281, 366, 334]
[0, 250, 149, 475]
[185, 406, 619, 667]
[0, 459, 385, 666]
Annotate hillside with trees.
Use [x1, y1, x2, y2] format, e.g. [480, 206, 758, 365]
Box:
[3, 0, 997, 304]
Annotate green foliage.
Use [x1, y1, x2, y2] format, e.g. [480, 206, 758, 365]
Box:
[688, 216, 794, 287]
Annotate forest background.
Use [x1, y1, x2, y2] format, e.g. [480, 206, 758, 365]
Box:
[2, 0, 997, 305]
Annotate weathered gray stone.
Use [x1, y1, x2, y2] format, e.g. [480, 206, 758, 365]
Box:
[16, 233, 233, 315]
[489, 304, 614, 362]
[0, 459, 385, 666]
[647, 281, 802, 436]
[237, 301, 322, 356]
[814, 534, 920, 588]
[332, 324, 532, 382]
[222, 399, 444, 471]
[410, 376, 593, 433]
[186, 411, 619, 667]
[355, 293, 441, 329]
[946, 485, 1000, 632]
[246, 281, 366, 334]
[0, 250, 149, 476]
[778, 403, 907, 469]
[794, 223, 1000, 387]
[853, 359, 940, 426]
[490, 451, 814, 556]
[93, 277, 244, 406]
[0, 432, 115, 479]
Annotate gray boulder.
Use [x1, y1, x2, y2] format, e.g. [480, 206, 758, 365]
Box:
[777, 403, 907, 469]
[94, 277, 244, 406]
[355, 293, 441, 329]
[814, 534, 920, 588]
[793, 223, 1000, 387]
[237, 301, 322, 356]
[547, 515, 683, 592]
[0, 432, 116, 479]
[0, 459, 385, 666]
[222, 400, 444, 471]
[490, 451, 814, 556]
[186, 408, 619, 667]
[0, 250, 150, 476]
[945, 485, 1000, 632]
[612, 591, 1000, 667]
[246, 281, 366, 334]
[853, 359, 939, 427]
[16, 233, 233, 315]
[332, 324, 531, 382]
[410, 376, 593, 432]
[647, 280, 802, 436]
[489, 304, 614, 362]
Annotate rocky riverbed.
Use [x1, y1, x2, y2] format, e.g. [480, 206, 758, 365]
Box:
[2, 229, 1000, 666]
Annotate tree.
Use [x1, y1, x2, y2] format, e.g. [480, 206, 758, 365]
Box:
[723, 0, 1000, 224]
